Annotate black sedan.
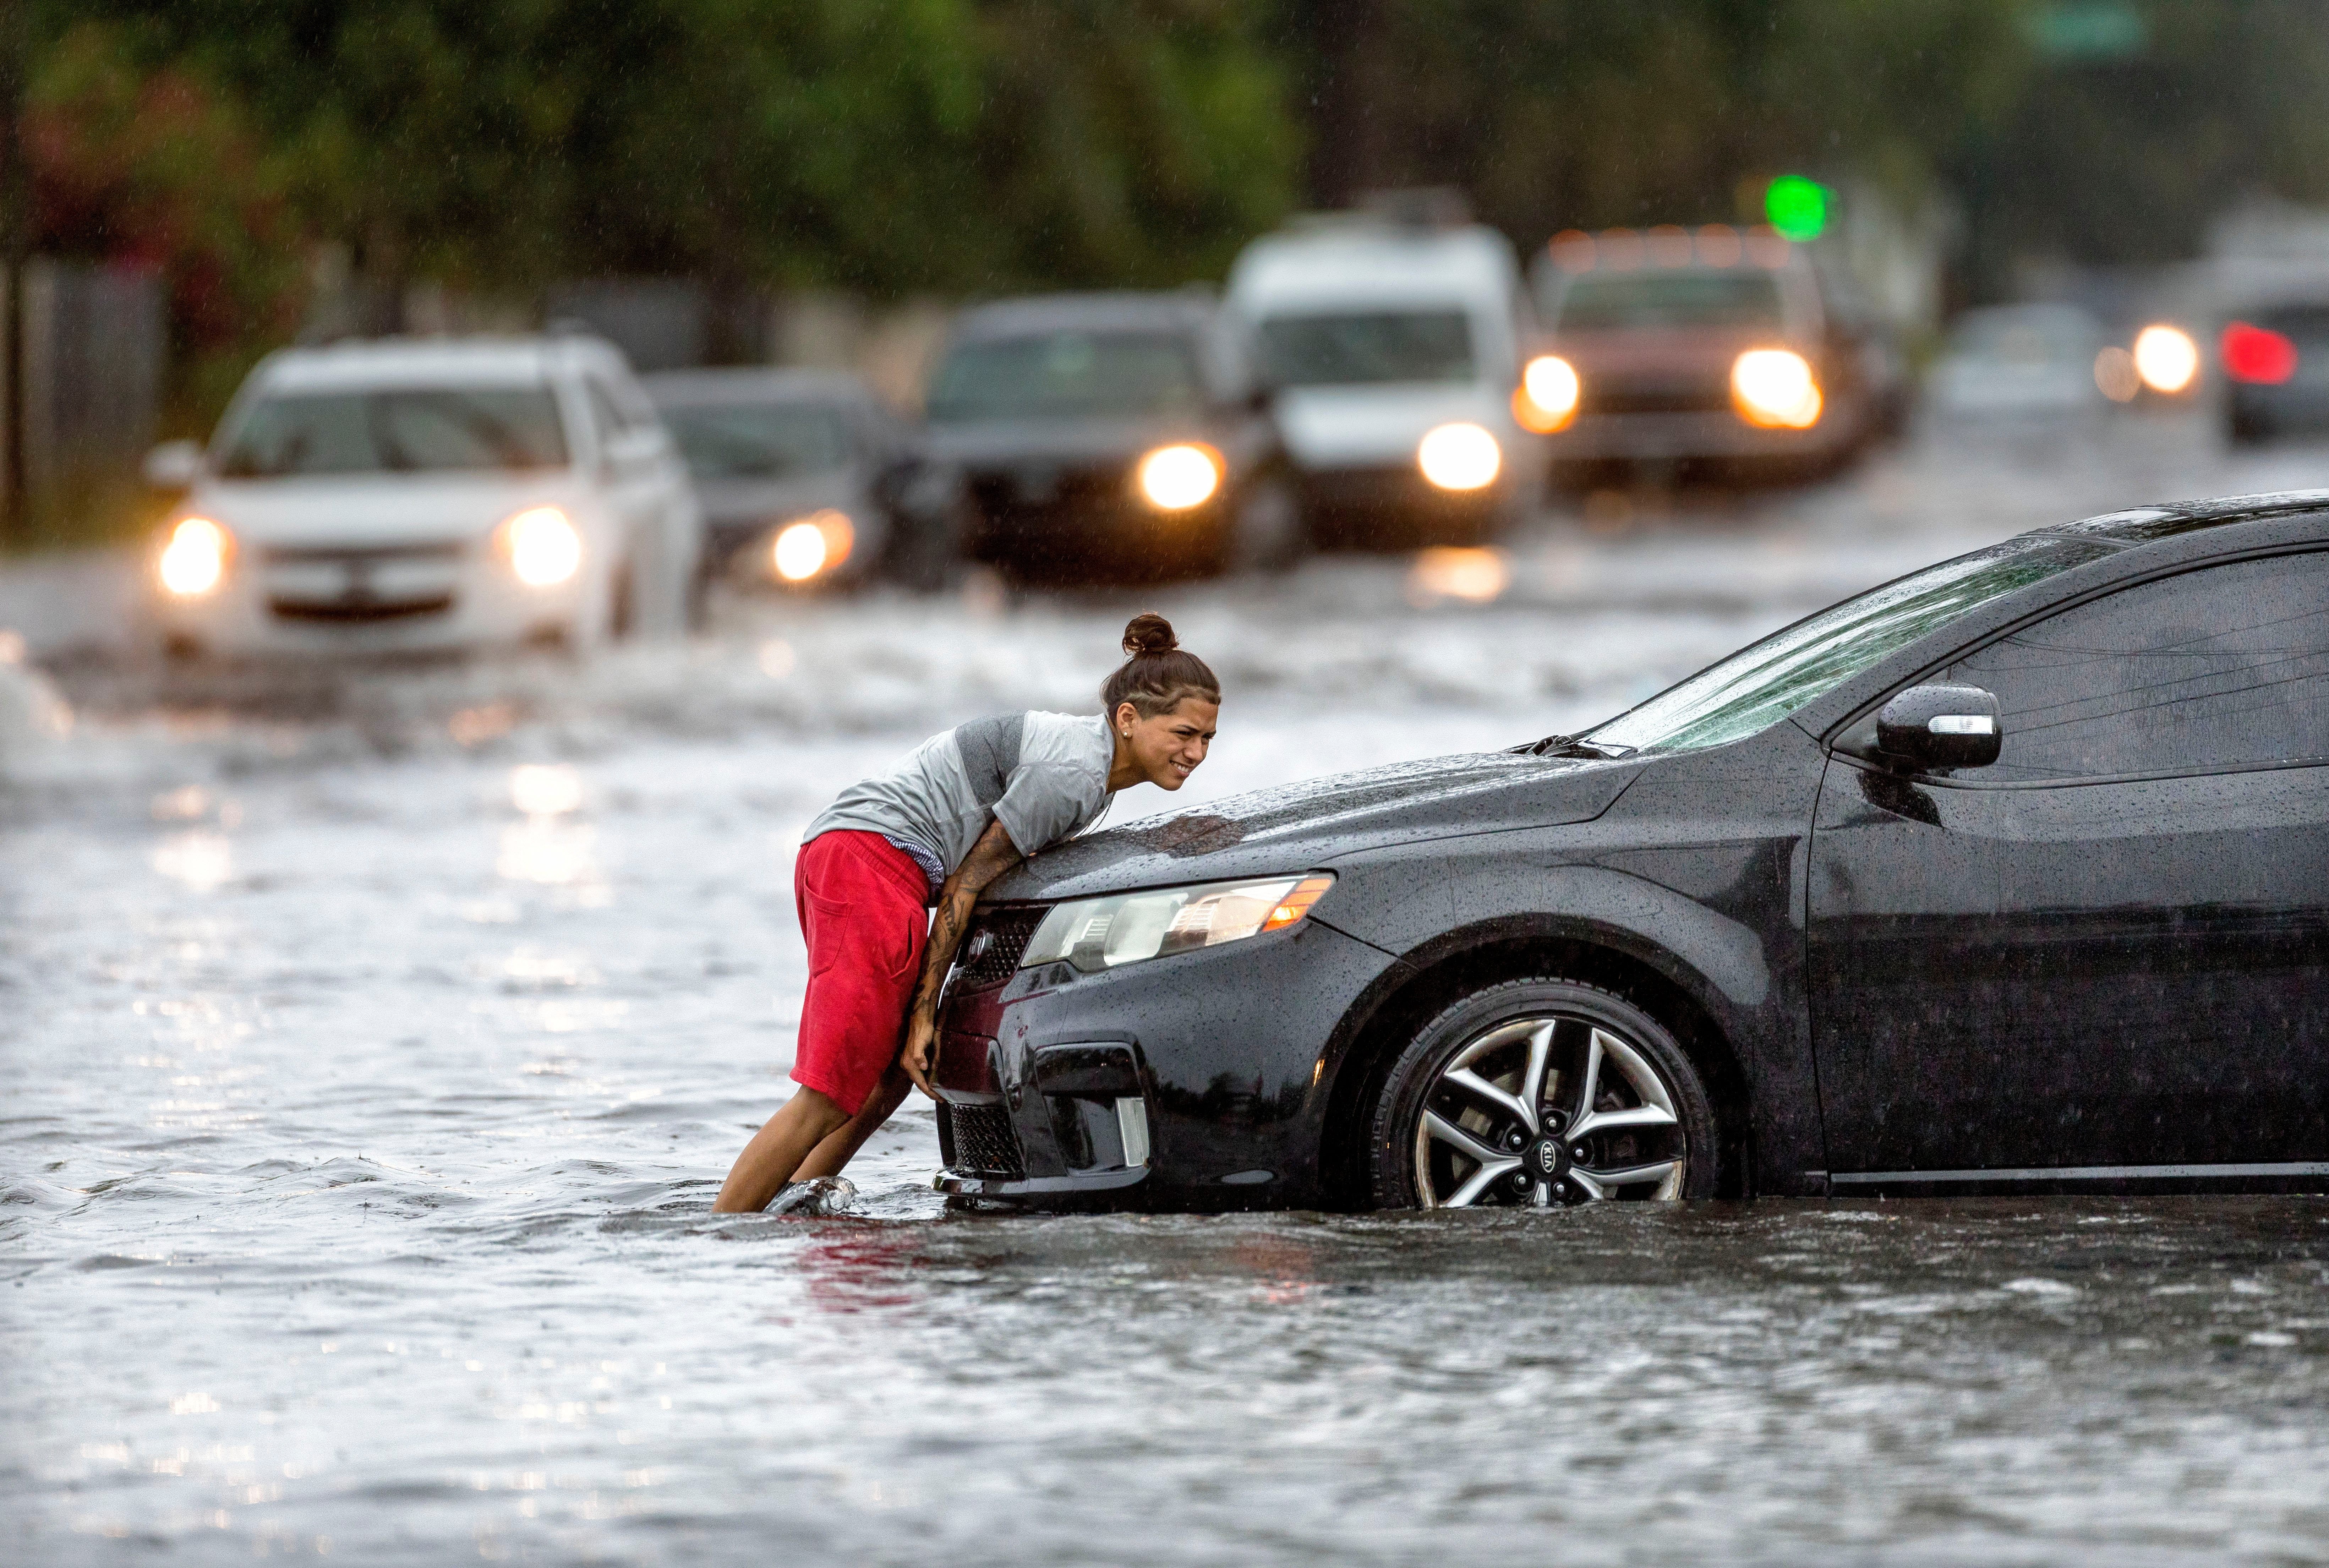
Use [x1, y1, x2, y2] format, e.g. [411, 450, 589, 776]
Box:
[934, 492, 2329, 1209]
[923, 292, 1298, 578]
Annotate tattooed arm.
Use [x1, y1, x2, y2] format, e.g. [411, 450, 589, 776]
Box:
[898, 817, 1023, 1096]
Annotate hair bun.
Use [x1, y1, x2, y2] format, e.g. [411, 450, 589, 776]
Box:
[1121, 612, 1178, 658]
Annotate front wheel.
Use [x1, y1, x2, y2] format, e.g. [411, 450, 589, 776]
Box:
[1367, 978, 1716, 1208]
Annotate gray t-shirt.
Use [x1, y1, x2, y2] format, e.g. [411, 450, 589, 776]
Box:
[802, 711, 1116, 886]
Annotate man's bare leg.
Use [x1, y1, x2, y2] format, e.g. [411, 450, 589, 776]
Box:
[796, 1066, 913, 1181]
[712, 1088, 853, 1212]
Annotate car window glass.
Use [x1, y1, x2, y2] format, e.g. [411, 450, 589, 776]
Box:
[1552, 271, 1784, 331]
[215, 386, 569, 477]
[1941, 552, 2329, 780]
[1587, 536, 2117, 755]
[928, 330, 1204, 422]
[1252, 310, 1474, 387]
[660, 403, 852, 480]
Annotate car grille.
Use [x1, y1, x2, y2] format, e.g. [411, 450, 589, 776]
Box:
[952, 906, 1050, 989]
[1584, 384, 1732, 416]
[270, 594, 455, 623]
[938, 1101, 1025, 1178]
[260, 541, 467, 564]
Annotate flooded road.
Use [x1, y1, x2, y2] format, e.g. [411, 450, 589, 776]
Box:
[7, 424, 2329, 1563]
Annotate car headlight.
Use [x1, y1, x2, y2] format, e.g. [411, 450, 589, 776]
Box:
[1135, 444, 1222, 510]
[496, 506, 582, 586]
[158, 516, 234, 598]
[771, 509, 855, 582]
[1515, 355, 1581, 432]
[1417, 423, 1502, 490]
[2133, 323, 2199, 394]
[1018, 874, 1335, 974]
[1730, 349, 1823, 428]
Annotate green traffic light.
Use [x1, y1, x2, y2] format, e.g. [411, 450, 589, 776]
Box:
[1765, 175, 1826, 241]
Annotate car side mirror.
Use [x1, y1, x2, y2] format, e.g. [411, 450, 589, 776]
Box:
[143, 439, 204, 489]
[1876, 684, 2002, 771]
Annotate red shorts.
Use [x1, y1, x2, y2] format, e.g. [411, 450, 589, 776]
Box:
[790, 831, 932, 1116]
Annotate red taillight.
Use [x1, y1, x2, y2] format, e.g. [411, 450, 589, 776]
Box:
[2222, 321, 2299, 385]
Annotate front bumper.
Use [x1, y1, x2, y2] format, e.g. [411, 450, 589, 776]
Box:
[931, 907, 1403, 1211]
[1550, 408, 1857, 463]
[152, 543, 590, 656]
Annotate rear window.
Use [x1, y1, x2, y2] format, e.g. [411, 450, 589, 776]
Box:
[217, 386, 569, 477]
[1552, 271, 1785, 332]
[928, 331, 1204, 422]
[1254, 310, 1475, 387]
[660, 403, 851, 480]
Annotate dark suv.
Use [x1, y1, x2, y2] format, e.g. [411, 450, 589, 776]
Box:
[923, 293, 1296, 578]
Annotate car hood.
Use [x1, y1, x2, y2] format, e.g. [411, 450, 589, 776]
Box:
[925, 416, 1214, 471]
[1272, 383, 1508, 468]
[990, 750, 1641, 903]
[694, 471, 863, 530]
[189, 473, 587, 548]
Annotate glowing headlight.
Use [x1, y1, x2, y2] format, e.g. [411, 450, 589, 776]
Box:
[158, 516, 234, 598]
[772, 509, 855, 582]
[496, 506, 582, 586]
[1417, 423, 1502, 491]
[2133, 324, 2199, 394]
[1136, 444, 1221, 510]
[1515, 355, 1581, 432]
[1731, 349, 1823, 429]
[1017, 874, 1335, 974]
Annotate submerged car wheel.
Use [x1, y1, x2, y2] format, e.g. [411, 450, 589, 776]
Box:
[1368, 979, 1716, 1208]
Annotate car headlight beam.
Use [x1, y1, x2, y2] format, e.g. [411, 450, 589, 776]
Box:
[2133, 324, 2199, 394]
[1515, 355, 1581, 432]
[1136, 444, 1222, 510]
[159, 516, 234, 598]
[771, 509, 855, 582]
[496, 506, 583, 587]
[1018, 874, 1335, 974]
[1731, 349, 1823, 429]
[1417, 423, 1502, 491]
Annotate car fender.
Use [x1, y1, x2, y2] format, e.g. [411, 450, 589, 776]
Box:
[1316, 845, 1822, 1193]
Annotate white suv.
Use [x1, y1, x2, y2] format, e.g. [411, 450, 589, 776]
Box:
[145, 335, 702, 657]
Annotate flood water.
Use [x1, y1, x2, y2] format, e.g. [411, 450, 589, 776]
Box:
[8, 428, 2329, 1563]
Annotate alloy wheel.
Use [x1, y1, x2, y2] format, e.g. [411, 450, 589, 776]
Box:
[1411, 1013, 1686, 1207]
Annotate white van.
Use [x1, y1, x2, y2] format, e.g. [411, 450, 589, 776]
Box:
[1224, 215, 1542, 540]
[144, 335, 702, 658]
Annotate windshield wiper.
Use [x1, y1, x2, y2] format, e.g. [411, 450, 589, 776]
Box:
[1513, 733, 1636, 760]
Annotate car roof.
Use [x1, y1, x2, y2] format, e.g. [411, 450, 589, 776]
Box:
[256, 334, 631, 390]
[641, 366, 874, 406]
[2035, 489, 2329, 546]
[950, 291, 1216, 342]
[1228, 221, 1518, 312]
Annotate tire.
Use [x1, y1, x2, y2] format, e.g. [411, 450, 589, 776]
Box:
[1367, 977, 1717, 1209]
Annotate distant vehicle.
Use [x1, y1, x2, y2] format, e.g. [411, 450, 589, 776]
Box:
[933, 492, 2329, 1212]
[1927, 304, 2110, 426]
[644, 368, 965, 593]
[1525, 225, 1900, 483]
[1225, 214, 1542, 543]
[922, 292, 1297, 578]
[144, 335, 701, 657]
[2221, 303, 2329, 443]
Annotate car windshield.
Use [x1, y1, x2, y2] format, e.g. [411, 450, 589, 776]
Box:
[1583, 536, 2119, 755]
[1553, 271, 1785, 331]
[928, 330, 1204, 422]
[215, 386, 569, 477]
[1253, 309, 1475, 386]
[660, 402, 851, 480]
